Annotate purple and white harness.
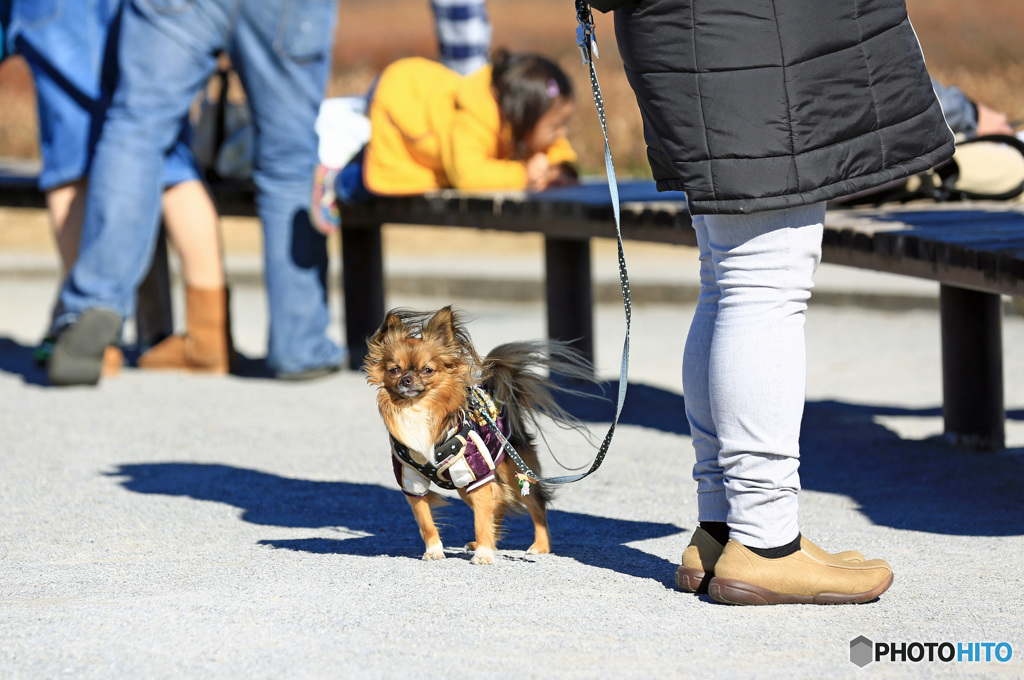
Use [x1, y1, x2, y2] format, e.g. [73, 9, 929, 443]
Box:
[390, 387, 509, 497]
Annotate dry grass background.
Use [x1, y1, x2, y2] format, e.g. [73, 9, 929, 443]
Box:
[2, 0, 1024, 257]
[3, 0, 1024, 174]
[4, 3, 1024, 326]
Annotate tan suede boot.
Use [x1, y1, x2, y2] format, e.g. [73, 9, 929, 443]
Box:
[137, 286, 233, 373]
[708, 540, 893, 605]
[675, 530, 865, 593]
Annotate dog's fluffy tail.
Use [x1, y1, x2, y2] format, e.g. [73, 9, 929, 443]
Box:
[482, 340, 596, 441]
[423, 490, 449, 508]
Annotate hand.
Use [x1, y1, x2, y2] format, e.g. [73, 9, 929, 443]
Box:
[525, 153, 550, 191]
[546, 163, 580, 188]
[976, 103, 1014, 136]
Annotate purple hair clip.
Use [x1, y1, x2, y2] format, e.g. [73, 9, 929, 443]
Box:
[546, 78, 560, 98]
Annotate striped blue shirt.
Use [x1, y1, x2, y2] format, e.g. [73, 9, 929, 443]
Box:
[431, 0, 491, 75]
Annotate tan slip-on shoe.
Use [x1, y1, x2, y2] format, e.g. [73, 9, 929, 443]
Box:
[676, 531, 864, 593]
[709, 540, 893, 606]
[675, 527, 723, 593]
[801, 536, 864, 564]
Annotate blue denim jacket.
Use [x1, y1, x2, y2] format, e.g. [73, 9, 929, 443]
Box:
[932, 78, 978, 138]
[0, 0, 9, 58]
[1, 0, 119, 101]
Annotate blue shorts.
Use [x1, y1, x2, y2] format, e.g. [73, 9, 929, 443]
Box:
[334, 148, 374, 205]
[7, 0, 198, 191]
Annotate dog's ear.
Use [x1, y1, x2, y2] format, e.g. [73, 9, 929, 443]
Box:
[370, 311, 406, 344]
[365, 310, 408, 366]
[422, 306, 459, 346]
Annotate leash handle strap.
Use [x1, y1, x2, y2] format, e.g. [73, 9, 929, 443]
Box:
[477, 2, 631, 486]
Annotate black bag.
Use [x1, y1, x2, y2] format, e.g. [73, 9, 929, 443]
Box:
[191, 67, 253, 181]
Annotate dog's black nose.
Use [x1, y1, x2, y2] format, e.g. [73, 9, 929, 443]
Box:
[401, 373, 414, 387]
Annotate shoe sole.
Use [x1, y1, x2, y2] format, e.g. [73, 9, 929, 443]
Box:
[675, 566, 713, 594]
[708, 572, 894, 605]
[48, 309, 121, 386]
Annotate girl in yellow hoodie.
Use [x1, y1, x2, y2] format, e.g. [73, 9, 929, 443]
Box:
[312, 50, 578, 233]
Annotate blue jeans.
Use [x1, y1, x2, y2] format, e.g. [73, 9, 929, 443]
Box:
[6, 0, 198, 191]
[58, 0, 342, 374]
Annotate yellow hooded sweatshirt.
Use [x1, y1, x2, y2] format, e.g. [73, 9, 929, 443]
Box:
[363, 57, 576, 196]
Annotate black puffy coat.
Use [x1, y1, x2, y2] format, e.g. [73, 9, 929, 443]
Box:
[611, 0, 955, 214]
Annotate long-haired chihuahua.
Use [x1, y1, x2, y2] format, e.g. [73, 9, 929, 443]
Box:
[364, 306, 592, 564]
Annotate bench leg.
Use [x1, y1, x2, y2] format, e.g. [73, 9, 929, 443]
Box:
[544, 237, 594, 373]
[136, 224, 174, 348]
[341, 224, 385, 370]
[940, 284, 1005, 450]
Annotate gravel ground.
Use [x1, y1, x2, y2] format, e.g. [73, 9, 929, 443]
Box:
[2, 268, 1023, 679]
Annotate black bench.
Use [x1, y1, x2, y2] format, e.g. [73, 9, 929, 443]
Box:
[0, 158, 44, 206]
[2, 163, 1020, 451]
[340, 181, 1024, 452]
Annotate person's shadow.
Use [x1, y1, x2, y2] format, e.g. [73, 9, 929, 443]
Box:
[0, 334, 293, 382]
[564, 380, 1024, 536]
[107, 462, 685, 585]
[0, 338, 48, 386]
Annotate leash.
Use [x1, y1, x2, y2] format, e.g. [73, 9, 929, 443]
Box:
[472, 2, 632, 491]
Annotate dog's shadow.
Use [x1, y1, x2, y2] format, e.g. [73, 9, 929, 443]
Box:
[108, 462, 684, 584]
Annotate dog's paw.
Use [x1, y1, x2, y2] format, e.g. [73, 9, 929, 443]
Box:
[470, 546, 496, 565]
[422, 545, 445, 561]
[526, 543, 551, 555]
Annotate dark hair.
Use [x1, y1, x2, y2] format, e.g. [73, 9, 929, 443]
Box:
[491, 48, 574, 158]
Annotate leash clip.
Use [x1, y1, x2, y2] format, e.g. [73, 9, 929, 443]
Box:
[575, 1, 599, 64]
[575, 25, 599, 65]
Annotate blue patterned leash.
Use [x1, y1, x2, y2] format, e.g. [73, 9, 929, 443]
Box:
[473, 2, 631, 491]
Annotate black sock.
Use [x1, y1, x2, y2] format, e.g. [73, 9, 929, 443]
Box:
[699, 521, 730, 546]
[744, 533, 802, 559]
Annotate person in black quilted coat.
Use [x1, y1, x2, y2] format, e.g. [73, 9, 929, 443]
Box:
[596, 0, 954, 605]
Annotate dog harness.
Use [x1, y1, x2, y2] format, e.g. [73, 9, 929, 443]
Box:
[390, 386, 508, 497]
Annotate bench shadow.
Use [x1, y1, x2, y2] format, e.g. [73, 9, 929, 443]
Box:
[107, 462, 684, 585]
[0, 337, 49, 386]
[561, 380, 1024, 537]
[798, 400, 1024, 536]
